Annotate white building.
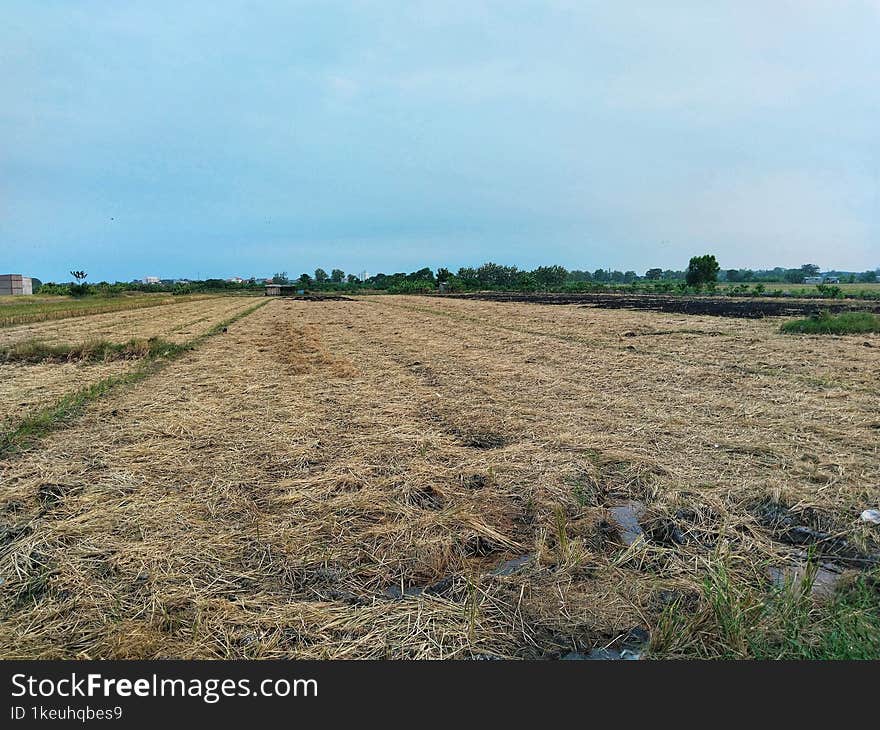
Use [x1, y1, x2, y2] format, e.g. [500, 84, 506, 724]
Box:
[0, 274, 33, 295]
[142, 276, 161, 285]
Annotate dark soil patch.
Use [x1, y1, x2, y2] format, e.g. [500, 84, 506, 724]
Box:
[755, 502, 880, 567]
[37, 483, 78, 511]
[281, 295, 356, 302]
[405, 485, 445, 510]
[0, 522, 32, 546]
[463, 535, 503, 557]
[446, 292, 880, 319]
[453, 430, 508, 450]
[462, 473, 491, 490]
[383, 576, 455, 601]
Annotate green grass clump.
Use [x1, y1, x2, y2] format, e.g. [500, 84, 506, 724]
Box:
[1, 337, 183, 364]
[780, 310, 880, 335]
[651, 555, 880, 660]
[753, 575, 880, 660]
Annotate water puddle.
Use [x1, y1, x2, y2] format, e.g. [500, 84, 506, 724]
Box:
[562, 628, 649, 661]
[492, 554, 533, 576]
[767, 562, 845, 599]
[608, 501, 647, 546]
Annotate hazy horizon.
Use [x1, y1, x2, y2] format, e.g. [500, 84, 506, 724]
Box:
[3, 1, 878, 282]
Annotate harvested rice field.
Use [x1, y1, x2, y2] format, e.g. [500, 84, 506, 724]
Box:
[1, 295, 878, 659]
[0, 293, 217, 328]
[0, 296, 260, 429]
[0, 295, 257, 347]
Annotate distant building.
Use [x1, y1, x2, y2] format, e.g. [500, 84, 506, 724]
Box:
[804, 276, 840, 285]
[142, 276, 161, 285]
[823, 276, 840, 284]
[0, 274, 33, 295]
[265, 283, 299, 296]
[804, 276, 823, 285]
[227, 276, 245, 283]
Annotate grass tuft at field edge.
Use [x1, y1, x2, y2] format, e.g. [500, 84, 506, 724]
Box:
[1, 337, 183, 364]
[780, 311, 880, 335]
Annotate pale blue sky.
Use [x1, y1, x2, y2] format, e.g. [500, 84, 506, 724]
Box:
[2, 1, 878, 281]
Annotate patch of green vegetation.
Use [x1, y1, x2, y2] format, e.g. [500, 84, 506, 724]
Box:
[0, 300, 267, 457]
[780, 310, 880, 335]
[1, 337, 183, 364]
[753, 574, 880, 660]
[652, 556, 880, 659]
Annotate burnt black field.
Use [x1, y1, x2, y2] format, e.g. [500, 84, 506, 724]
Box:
[446, 292, 880, 319]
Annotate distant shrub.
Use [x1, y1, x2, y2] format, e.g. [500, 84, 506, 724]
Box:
[387, 278, 435, 294]
[780, 311, 880, 335]
[815, 284, 843, 299]
[34, 282, 72, 296]
[68, 283, 91, 297]
[652, 281, 675, 293]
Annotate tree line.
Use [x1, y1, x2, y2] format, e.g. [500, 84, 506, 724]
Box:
[31, 257, 880, 298]
[270, 258, 878, 293]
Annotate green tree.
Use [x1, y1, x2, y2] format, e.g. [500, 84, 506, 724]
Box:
[314, 268, 328, 283]
[475, 262, 518, 288]
[69, 270, 89, 296]
[725, 269, 742, 282]
[407, 267, 435, 282]
[330, 268, 345, 283]
[685, 255, 720, 287]
[271, 271, 288, 284]
[515, 271, 538, 291]
[298, 273, 312, 288]
[568, 269, 593, 282]
[532, 265, 568, 288]
[645, 268, 663, 280]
